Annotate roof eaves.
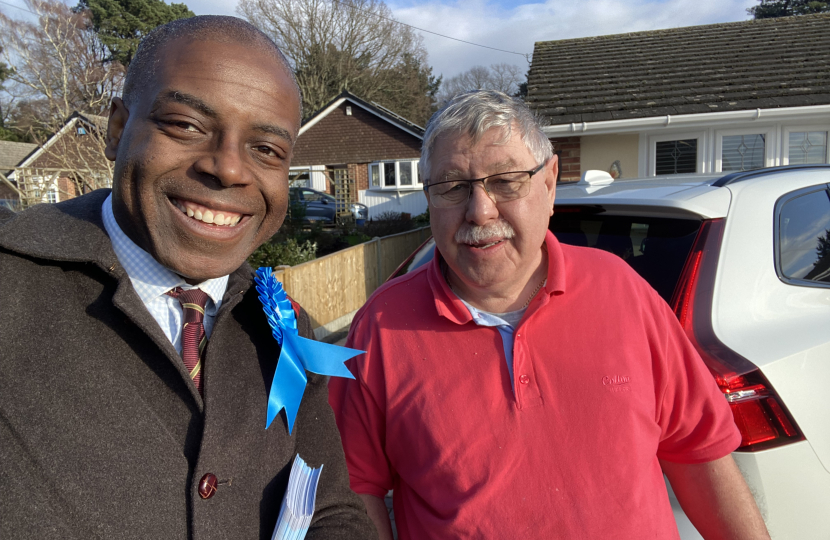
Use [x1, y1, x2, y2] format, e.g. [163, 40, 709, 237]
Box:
[299, 89, 424, 140]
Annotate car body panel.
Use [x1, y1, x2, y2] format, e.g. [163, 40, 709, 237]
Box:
[711, 171, 830, 473]
[734, 441, 830, 539]
[555, 175, 732, 219]
[289, 187, 336, 223]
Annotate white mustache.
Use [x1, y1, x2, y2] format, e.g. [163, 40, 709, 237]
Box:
[455, 220, 515, 245]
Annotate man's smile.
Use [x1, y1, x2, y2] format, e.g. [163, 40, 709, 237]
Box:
[171, 197, 244, 227]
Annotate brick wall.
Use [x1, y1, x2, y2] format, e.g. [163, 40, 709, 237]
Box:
[57, 176, 79, 201]
[0, 181, 18, 202]
[550, 136, 581, 183]
[293, 101, 421, 167]
[354, 163, 369, 192]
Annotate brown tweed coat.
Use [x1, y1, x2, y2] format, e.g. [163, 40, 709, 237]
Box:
[0, 190, 377, 540]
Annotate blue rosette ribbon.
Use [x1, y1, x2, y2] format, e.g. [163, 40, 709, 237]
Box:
[255, 267, 362, 434]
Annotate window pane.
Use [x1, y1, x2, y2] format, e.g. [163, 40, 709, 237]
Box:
[655, 139, 697, 175]
[788, 131, 828, 165]
[779, 189, 830, 283]
[370, 164, 380, 188]
[399, 162, 413, 185]
[722, 134, 765, 171]
[384, 162, 396, 187]
[289, 170, 310, 188]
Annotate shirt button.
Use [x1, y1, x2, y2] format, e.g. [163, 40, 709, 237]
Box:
[519, 374, 530, 385]
[198, 473, 218, 499]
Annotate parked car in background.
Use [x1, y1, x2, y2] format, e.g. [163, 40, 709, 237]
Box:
[389, 165, 830, 539]
[289, 187, 368, 224]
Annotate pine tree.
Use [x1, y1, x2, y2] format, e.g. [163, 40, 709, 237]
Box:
[748, 0, 830, 19]
[77, 0, 194, 66]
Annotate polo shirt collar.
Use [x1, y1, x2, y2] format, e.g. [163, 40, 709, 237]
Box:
[428, 230, 567, 324]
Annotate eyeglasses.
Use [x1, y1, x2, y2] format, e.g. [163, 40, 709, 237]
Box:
[424, 160, 547, 209]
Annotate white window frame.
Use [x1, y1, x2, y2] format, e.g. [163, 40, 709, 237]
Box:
[368, 160, 421, 190]
[288, 167, 312, 188]
[781, 125, 830, 166]
[715, 127, 776, 173]
[648, 131, 707, 176]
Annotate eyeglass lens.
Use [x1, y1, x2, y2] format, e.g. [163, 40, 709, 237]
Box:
[427, 171, 533, 208]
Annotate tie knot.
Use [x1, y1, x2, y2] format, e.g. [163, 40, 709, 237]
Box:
[168, 287, 210, 318]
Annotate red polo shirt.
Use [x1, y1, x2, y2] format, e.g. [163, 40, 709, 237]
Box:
[329, 231, 740, 539]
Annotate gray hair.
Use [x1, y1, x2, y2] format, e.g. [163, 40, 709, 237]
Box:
[419, 90, 553, 183]
[122, 15, 302, 120]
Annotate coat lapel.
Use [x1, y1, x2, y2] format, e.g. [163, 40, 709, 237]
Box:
[0, 189, 215, 408]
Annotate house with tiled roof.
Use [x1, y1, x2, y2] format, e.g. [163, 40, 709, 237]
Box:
[526, 14, 830, 181]
[292, 90, 426, 219]
[8, 112, 111, 209]
[0, 140, 38, 210]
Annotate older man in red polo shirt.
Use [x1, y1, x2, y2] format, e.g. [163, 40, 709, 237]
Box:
[329, 90, 769, 540]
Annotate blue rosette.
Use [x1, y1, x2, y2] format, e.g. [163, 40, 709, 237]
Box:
[255, 267, 362, 434]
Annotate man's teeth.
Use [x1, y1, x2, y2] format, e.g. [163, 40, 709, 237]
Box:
[471, 240, 502, 249]
[174, 199, 241, 227]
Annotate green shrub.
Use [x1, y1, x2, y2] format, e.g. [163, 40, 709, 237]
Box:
[248, 238, 317, 268]
[413, 209, 430, 225]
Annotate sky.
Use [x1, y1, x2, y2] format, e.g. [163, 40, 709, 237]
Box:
[2, 0, 755, 80]
[182, 0, 754, 80]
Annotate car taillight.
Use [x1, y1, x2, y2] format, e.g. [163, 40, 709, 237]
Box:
[716, 371, 800, 448]
[670, 218, 804, 451]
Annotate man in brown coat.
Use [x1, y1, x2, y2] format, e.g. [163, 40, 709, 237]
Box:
[0, 16, 376, 540]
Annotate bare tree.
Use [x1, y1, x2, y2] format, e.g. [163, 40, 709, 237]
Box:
[438, 63, 524, 105]
[0, 0, 122, 207]
[237, 0, 430, 116]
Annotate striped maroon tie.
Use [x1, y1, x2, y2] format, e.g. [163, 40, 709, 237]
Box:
[167, 287, 209, 394]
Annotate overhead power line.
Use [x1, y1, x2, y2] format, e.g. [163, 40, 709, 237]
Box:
[0, 0, 35, 15]
[331, 0, 530, 60]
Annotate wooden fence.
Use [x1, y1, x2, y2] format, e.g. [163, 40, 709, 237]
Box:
[274, 226, 431, 338]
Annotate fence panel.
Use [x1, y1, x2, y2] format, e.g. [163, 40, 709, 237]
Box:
[273, 226, 430, 333]
[378, 227, 433, 283]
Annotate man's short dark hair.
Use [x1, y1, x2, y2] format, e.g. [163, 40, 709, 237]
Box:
[122, 15, 301, 118]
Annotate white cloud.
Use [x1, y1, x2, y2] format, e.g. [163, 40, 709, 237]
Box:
[185, 0, 752, 79]
[389, 0, 751, 79]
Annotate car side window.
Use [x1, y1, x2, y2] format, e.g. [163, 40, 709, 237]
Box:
[777, 185, 830, 285]
[302, 189, 323, 202]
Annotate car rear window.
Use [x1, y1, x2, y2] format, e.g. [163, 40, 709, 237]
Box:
[550, 208, 702, 302]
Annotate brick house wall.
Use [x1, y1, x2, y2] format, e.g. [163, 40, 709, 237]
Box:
[20, 120, 111, 202]
[353, 163, 369, 192]
[0, 181, 17, 202]
[550, 136, 581, 183]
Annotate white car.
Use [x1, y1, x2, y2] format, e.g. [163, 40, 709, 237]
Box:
[552, 166, 830, 539]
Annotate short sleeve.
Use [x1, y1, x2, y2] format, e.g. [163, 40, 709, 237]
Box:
[652, 297, 741, 463]
[328, 309, 395, 498]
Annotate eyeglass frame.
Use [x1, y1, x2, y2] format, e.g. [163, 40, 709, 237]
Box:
[423, 159, 548, 208]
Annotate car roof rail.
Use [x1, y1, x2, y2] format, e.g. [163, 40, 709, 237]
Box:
[712, 164, 830, 187]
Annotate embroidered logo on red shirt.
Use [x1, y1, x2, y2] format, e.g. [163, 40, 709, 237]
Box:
[602, 375, 631, 392]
